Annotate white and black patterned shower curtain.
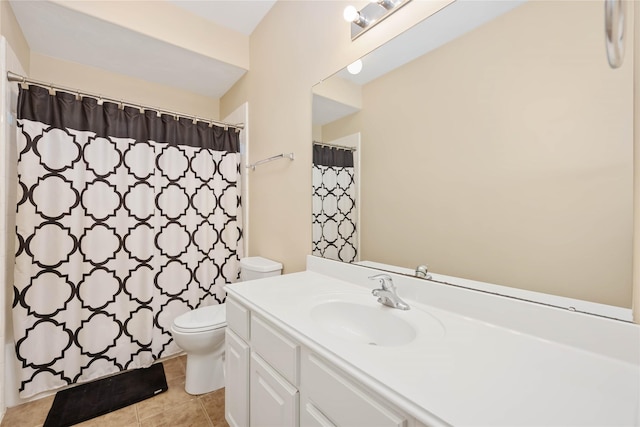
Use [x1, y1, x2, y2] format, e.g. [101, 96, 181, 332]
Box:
[312, 144, 357, 262]
[12, 85, 243, 398]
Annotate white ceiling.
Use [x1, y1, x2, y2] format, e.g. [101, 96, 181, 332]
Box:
[9, 0, 276, 98]
[168, 0, 277, 36]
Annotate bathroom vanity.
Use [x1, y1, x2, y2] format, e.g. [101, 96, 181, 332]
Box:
[224, 256, 640, 427]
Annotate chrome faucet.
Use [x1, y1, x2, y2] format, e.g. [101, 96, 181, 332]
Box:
[369, 274, 410, 310]
[415, 264, 432, 280]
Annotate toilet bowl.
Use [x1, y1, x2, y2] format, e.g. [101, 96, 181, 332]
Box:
[170, 304, 226, 395]
[170, 256, 283, 395]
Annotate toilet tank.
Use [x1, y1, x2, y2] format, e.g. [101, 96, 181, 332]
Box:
[240, 257, 283, 281]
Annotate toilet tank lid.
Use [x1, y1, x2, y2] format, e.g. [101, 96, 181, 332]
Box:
[240, 256, 283, 272]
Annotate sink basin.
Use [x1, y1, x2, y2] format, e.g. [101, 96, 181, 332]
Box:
[310, 301, 417, 346]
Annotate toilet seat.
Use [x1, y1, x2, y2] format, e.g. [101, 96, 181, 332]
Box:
[172, 304, 226, 333]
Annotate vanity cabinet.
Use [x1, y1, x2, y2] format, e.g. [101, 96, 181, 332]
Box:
[226, 295, 419, 427]
[249, 314, 300, 426]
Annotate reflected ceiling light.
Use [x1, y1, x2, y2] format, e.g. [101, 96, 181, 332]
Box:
[344, 0, 412, 40]
[347, 59, 363, 75]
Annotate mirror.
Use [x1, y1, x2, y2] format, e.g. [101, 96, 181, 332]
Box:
[312, 0, 633, 309]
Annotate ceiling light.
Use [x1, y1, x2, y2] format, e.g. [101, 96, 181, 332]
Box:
[347, 59, 363, 75]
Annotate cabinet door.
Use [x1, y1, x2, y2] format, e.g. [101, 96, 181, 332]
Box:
[250, 352, 299, 427]
[302, 351, 406, 427]
[226, 329, 250, 427]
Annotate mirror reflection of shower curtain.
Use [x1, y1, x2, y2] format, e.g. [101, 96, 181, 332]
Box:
[312, 143, 358, 262]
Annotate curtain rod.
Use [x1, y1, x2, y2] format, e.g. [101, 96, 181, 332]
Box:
[313, 141, 357, 151]
[6, 71, 244, 131]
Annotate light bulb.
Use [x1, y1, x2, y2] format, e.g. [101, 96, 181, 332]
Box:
[343, 5, 359, 22]
[347, 59, 363, 75]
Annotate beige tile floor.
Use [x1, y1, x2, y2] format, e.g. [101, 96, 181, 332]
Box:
[0, 355, 229, 427]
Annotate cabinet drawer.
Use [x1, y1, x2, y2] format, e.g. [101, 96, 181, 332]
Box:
[301, 399, 337, 427]
[302, 352, 406, 427]
[250, 353, 299, 427]
[251, 314, 300, 386]
[227, 296, 250, 341]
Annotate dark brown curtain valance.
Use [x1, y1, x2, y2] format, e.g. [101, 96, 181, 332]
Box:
[313, 144, 354, 168]
[17, 85, 240, 153]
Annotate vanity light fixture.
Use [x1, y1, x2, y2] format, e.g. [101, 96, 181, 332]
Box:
[605, 0, 626, 68]
[344, 0, 412, 40]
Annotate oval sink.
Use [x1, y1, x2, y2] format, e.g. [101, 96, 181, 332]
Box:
[310, 301, 416, 346]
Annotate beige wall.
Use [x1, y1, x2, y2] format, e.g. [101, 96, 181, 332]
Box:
[224, 0, 452, 273]
[1, 0, 29, 72]
[634, 2, 640, 320]
[323, 1, 634, 307]
[313, 76, 362, 111]
[29, 53, 220, 119]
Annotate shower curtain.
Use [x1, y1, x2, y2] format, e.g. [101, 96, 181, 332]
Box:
[12, 85, 243, 398]
[312, 143, 357, 262]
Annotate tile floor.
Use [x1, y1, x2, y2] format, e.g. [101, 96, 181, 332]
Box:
[0, 355, 229, 427]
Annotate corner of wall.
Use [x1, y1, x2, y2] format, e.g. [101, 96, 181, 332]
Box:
[1, 0, 30, 74]
[2, 35, 26, 409]
[632, 0, 639, 324]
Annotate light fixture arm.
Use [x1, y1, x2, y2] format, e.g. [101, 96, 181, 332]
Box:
[344, 0, 412, 40]
[352, 12, 369, 28]
[377, 0, 397, 10]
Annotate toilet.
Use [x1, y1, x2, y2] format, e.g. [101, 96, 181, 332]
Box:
[170, 256, 283, 395]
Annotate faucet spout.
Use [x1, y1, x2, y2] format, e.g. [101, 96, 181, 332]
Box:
[369, 274, 410, 310]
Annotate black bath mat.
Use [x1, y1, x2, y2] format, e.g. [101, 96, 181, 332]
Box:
[43, 363, 168, 427]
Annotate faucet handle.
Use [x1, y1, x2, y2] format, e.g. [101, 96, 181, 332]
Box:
[368, 273, 395, 290]
[415, 265, 432, 280]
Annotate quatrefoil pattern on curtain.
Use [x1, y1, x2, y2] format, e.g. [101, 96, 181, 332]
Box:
[13, 98, 242, 398]
[312, 144, 358, 262]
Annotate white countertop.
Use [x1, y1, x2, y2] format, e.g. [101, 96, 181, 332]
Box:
[226, 265, 640, 426]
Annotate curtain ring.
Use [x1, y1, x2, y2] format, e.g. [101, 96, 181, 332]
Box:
[48, 84, 55, 96]
[75, 90, 81, 101]
[192, 116, 198, 125]
[118, 100, 124, 110]
[97, 96, 103, 106]
[208, 121, 213, 128]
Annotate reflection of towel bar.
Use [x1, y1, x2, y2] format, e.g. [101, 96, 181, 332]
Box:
[247, 153, 294, 171]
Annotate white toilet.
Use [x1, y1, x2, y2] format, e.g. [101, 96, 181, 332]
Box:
[170, 256, 283, 395]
